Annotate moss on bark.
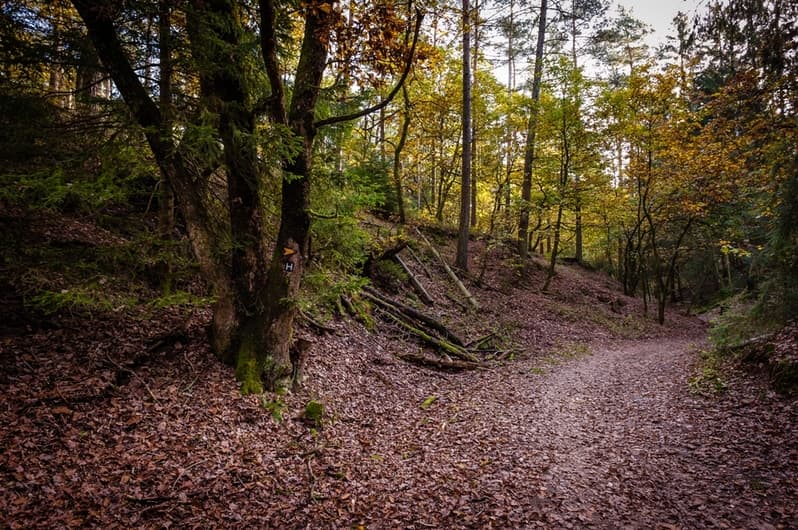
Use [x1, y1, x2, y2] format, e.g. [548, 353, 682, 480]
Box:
[235, 332, 264, 395]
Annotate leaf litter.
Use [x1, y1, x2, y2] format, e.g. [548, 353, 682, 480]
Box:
[1, 238, 796, 528]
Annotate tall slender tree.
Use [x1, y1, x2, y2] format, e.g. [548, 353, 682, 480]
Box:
[456, 0, 472, 270]
[518, 0, 548, 260]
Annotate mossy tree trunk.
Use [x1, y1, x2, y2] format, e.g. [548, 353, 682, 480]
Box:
[75, 0, 417, 393]
[252, 0, 330, 392]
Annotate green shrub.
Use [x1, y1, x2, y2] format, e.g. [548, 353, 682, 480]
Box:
[303, 400, 325, 427]
[369, 258, 408, 291]
[28, 284, 136, 316]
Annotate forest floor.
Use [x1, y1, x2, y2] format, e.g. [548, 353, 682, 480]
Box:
[1, 213, 797, 528]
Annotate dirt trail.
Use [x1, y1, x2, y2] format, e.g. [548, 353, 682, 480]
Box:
[445, 335, 798, 528]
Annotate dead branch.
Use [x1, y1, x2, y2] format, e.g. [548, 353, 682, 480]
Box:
[397, 352, 481, 371]
[393, 254, 434, 305]
[405, 244, 434, 279]
[466, 331, 498, 350]
[415, 228, 479, 310]
[362, 287, 465, 346]
[373, 307, 478, 363]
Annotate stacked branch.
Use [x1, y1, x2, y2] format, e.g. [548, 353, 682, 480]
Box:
[362, 287, 487, 370]
[415, 228, 479, 310]
[393, 254, 434, 305]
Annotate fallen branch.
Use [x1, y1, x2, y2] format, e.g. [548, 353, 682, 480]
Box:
[415, 228, 479, 310]
[394, 254, 434, 305]
[374, 307, 478, 363]
[362, 287, 465, 346]
[340, 295, 373, 327]
[724, 333, 776, 353]
[466, 331, 497, 350]
[405, 244, 433, 279]
[397, 352, 481, 371]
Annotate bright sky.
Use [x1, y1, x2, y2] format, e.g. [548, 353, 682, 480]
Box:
[613, 0, 710, 48]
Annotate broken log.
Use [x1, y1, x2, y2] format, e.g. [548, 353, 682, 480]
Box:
[397, 352, 481, 371]
[393, 254, 434, 305]
[415, 228, 479, 310]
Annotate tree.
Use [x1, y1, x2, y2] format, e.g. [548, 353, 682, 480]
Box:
[456, 0, 473, 271]
[71, 0, 421, 393]
[690, 0, 798, 325]
[540, 58, 598, 291]
[518, 0, 548, 260]
[392, 84, 412, 224]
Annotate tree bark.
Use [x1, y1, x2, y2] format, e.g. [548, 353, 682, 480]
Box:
[157, 0, 175, 295]
[518, 0, 548, 259]
[71, 0, 235, 358]
[470, 0, 480, 229]
[543, 202, 563, 292]
[251, 0, 337, 392]
[393, 85, 411, 223]
[456, 0, 472, 270]
[574, 197, 583, 263]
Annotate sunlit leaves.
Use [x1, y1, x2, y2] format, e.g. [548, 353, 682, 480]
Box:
[332, 1, 414, 88]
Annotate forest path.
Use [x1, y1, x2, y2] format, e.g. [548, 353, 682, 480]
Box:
[415, 334, 798, 528]
[4, 318, 797, 528]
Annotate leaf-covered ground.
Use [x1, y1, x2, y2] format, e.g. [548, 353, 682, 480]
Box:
[2, 230, 797, 528]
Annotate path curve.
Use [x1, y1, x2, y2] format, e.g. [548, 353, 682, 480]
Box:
[460, 336, 798, 528]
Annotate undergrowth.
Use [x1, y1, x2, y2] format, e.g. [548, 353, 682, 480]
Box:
[688, 350, 729, 395]
[705, 293, 797, 395]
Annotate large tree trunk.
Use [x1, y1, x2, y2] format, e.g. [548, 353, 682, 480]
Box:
[250, 0, 332, 392]
[185, 0, 280, 391]
[71, 0, 235, 358]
